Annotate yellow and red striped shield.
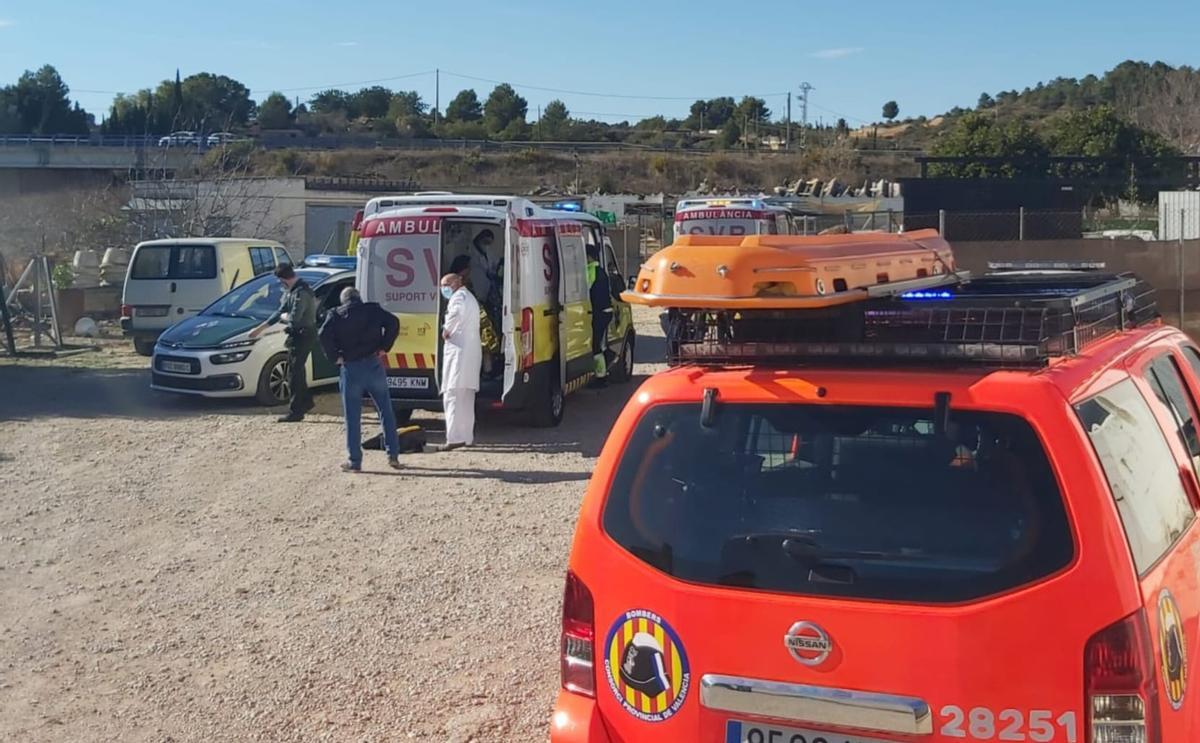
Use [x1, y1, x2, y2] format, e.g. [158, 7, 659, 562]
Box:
[602, 609, 691, 723]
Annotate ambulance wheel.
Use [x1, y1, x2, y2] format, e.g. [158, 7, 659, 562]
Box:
[610, 333, 635, 383]
[390, 406, 413, 425]
[134, 338, 156, 356]
[528, 377, 565, 428]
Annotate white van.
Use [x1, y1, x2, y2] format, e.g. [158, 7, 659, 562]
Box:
[357, 194, 636, 426]
[121, 238, 293, 355]
[672, 196, 795, 240]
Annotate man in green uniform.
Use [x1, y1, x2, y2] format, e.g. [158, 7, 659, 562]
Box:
[586, 245, 613, 388]
[249, 264, 318, 422]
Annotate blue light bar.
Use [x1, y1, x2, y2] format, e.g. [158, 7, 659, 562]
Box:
[901, 290, 954, 301]
[302, 254, 357, 269]
[551, 201, 583, 212]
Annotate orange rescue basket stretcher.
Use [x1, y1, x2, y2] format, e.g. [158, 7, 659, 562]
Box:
[621, 229, 959, 310]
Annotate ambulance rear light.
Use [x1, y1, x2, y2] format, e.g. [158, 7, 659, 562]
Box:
[120, 304, 133, 318]
[560, 571, 595, 697]
[520, 308, 534, 370]
[1085, 610, 1161, 743]
[423, 207, 459, 213]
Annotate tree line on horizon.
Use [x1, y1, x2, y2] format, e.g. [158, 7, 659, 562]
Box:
[0, 65, 846, 149]
[2, 61, 1196, 160]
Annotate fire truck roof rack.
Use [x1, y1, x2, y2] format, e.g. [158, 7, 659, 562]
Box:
[664, 271, 1159, 368]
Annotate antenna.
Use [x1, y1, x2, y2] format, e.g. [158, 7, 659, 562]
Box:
[798, 82, 814, 149]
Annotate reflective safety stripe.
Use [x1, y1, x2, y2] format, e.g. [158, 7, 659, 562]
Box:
[386, 353, 436, 370]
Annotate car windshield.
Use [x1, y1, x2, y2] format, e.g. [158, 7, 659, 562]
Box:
[203, 270, 326, 321]
[602, 402, 1074, 603]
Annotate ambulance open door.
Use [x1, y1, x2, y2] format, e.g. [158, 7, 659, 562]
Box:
[554, 223, 591, 386]
[501, 214, 520, 403]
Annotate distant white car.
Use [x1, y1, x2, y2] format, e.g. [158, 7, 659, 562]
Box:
[158, 131, 198, 148]
[206, 131, 242, 147]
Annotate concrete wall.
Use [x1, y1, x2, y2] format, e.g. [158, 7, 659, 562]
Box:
[953, 238, 1200, 338]
[0, 145, 194, 172]
[129, 177, 379, 255]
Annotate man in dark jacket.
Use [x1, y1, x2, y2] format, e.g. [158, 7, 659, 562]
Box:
[318, 287, 402, 472]
[249, 263, 319, 422]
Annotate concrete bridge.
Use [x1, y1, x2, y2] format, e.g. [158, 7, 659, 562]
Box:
[0, 135, 197, 173]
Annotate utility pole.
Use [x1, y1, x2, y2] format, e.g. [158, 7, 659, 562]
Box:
[434, 69, 440, 125]
[798, 82, 814, 149]
[786, 92, 792, 150]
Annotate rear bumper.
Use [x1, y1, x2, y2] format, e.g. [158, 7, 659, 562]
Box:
[121, 319, 161, 340]
[550, 691, 612, 743]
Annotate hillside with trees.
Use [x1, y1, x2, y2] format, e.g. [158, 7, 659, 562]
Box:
[2, 61, 1197, 164]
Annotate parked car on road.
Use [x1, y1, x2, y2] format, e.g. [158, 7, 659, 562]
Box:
[151, 264, 353, 405]
[206, 131, 242, 147]
[157, 131, 199, 148]
[121, 238, 293, 355]
[554, 237, 1198, 742]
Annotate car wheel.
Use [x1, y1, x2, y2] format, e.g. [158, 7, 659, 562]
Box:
[610, 333, 635, 383]
[256, 352, 291, 406]
[527, 374, 565, 428]
[134, 338, 156, 356]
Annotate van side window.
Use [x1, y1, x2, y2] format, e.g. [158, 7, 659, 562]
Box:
[249, 247, 275, 276]
[1145, 354, 1200, 474]
[1075, 379, 1196, 574]
[274, 248, 291, 266]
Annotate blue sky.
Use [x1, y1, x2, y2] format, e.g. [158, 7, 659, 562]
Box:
[1, 0, 1198, 126]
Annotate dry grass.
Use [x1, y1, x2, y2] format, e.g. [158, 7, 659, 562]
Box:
[250, 147, 918, 194]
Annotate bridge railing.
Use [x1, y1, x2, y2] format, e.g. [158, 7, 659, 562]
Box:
[0, 134, 163, 148]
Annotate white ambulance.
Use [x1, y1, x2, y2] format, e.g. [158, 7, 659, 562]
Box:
[672, 196, 795, 240]
[356, 194, 636, 427]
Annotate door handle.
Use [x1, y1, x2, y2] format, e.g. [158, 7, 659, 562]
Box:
[543, 309, 556, 317]
[170, 282, 177, 293]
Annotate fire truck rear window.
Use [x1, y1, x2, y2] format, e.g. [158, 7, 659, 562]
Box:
[602, 403, 1074, 603]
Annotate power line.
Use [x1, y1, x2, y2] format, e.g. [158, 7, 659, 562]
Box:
[255, 70, 435, 94]
[808, 101, 870, 125]
[441, 70, 787, 102]
[72, 71, 437, 98]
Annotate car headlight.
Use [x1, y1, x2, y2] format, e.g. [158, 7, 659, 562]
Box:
[211, 350, 252, 364]
[218, 338, 258, 350]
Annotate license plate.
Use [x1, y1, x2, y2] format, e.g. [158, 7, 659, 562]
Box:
[160, 360, 192, 374]
[136, 306, 169, 317]
[387, 376, 429, 390]
[725, 720, 895, 743]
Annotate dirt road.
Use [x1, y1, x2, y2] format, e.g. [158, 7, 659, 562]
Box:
[0, 309, 666, 742]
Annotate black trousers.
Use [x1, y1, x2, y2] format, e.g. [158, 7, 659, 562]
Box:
[286, 329, 317, 415]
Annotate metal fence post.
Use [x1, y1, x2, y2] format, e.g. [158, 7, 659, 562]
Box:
[887, 209, 895, 233]
[1019, 207, 1025, 241]
[938, 209, 946, 237]
[1182, 209, 1187, 326]
[622, 225, 630, 276]
[33, 256, 42, 348]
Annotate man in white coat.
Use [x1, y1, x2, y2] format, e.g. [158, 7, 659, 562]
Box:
[438, 272, 481, 451]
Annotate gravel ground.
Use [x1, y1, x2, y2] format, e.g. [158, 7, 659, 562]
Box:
[0, 307, 666, 742]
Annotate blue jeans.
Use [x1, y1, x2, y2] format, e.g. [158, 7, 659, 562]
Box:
[340, 357, 400, 465]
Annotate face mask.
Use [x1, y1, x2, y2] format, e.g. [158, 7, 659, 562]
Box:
[441, 286, 454, 300]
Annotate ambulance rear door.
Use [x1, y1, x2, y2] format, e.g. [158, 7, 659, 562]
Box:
[356, 213, 442, 400]
[501, 211, 520, 402]
[555, 221, 592, 388]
